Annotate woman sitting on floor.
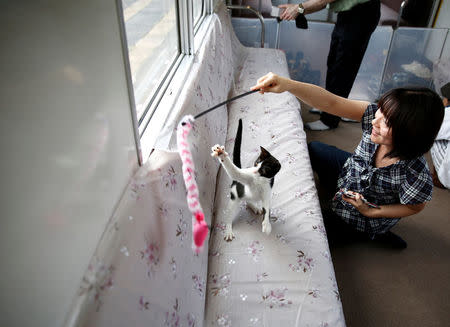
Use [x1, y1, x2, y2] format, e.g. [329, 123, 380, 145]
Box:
[252, 72, 444, 249]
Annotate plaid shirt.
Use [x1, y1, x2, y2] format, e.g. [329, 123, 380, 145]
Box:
[331, 104, 433, 235]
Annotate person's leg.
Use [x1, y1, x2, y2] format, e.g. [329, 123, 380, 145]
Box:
[372, 231, 407, 249]
[308, 141, 368, 245]
[319, 26, 343, 129]
[305, 26, 341, 131]
[320, 205, 367, 246]
[319, 0, 380, 129]
[308, 141, 351, 194]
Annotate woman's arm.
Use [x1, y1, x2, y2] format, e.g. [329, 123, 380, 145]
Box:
[343, 193, 427, 218]
[279, 0, 335, 20]
[251, 72, 369, 121]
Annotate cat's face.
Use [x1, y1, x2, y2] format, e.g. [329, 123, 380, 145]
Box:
[254, 146, 281, 178]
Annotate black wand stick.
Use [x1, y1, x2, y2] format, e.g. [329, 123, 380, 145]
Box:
[193, 89, 259, 120]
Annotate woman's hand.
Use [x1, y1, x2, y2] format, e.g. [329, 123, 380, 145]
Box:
[342, 190, 373, 217]
[251, 72, 289, 94]
[278, 4, 300, 21]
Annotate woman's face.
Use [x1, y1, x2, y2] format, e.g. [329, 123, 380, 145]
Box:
[371, 109, 393, 147]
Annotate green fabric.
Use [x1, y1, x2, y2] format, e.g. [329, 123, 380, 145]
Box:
[329, 0, 371, 12]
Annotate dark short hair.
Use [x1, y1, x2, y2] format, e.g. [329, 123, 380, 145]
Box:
[441, 82, 450, 99]
[377, 87, 444, 160]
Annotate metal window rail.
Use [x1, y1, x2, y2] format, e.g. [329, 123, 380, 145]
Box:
[396, 0, 408, 29]
[227, 5, 265, 48]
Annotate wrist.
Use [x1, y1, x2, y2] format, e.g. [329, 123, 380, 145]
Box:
[363, 207, 382, 218]
[285, 78, 297, 94]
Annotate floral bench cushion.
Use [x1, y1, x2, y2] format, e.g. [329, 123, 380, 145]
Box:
[205, 47, 346, 326]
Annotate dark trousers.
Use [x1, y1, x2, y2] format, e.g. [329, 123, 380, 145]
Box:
[308, 141, 351, 196]
[321, 0, 380, 128]
[308, 141, 366, 242]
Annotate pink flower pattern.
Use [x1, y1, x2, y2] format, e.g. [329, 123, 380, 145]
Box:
[139, 296, 150, 310]
[187, 313, 196, 327]
[158, 203, 169, 220]
[276, 233, 290, 244]
[169, 257, 177, 280]
[162, 165, 178, 191]
[212, 223, 226, 236]
[192, 274, 206, 298]
[176, 213, 188, 244]
[262, 288, 293, 309]
[256, 272, 269, 282]
[216, 314, 231, 327]
[164, 299, 180, 327]
[313, 224, 327, 238]
[247, 240, 264, 262]
[130, 181, 146, 201]
[140, 239, 160, 278]
[79, 263, 114, 312]
[308, 289, 320, 298]
[285, 152, 296, 164]
[289, 250, 314, 273]
[209, 273, 231, 297]
[270, 208, 287, 224]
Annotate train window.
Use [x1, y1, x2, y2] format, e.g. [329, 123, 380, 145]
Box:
[120, 0, 181, 122]
[193, 0, 205, 29]
[119, 0, 210, 163]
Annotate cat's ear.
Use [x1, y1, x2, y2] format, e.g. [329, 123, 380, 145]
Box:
[260, 146, 270, 158]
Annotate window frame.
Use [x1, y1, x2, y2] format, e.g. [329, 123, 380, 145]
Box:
[193, 0, 207, 32]
[117, 0, 214, 164]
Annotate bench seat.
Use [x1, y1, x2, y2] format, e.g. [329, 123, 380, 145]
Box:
[65, 3, 346, 326]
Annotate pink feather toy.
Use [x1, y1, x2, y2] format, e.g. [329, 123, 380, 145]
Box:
[176, 89, 259, 253]
[177, 115, 209, 253]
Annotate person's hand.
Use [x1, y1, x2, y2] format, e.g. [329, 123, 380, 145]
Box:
[341, 190, 373, 217]
[278, 4, 300, 21]
[251, 72, 288, 94]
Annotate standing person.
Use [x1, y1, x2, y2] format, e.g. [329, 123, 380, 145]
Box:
[251, 72, 444, 248]
[430, 82, 450, 189]
[278, 0, 380, 130]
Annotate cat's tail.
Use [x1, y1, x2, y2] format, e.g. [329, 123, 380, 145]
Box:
[233, 119, 243, 168]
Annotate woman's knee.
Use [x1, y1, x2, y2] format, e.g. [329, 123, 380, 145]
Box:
[307, 141, 331, 173]
[307, 141, 325, 157]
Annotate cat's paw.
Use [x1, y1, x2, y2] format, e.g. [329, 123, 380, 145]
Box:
[211, 144, 228, 158]
[224, 223, 235, 242]
[262, 218, 272, 235]
[247, 202, 264, 215]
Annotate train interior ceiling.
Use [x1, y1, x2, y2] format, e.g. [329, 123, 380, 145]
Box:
[1, 1, 449, 327]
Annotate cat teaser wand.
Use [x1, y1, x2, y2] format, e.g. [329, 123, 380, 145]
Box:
[177, 89, 259, 253]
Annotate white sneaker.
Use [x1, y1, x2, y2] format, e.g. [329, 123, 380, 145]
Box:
[305, 120, 330, 131]
[341, 117, 358, 122]
[309, 107, 322, 114]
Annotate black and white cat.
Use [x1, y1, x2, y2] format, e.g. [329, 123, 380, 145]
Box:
[211, 119, 281, 241]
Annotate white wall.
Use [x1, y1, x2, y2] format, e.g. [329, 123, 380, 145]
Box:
[0, 1, 138, 327]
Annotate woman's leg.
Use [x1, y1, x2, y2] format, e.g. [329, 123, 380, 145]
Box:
[308, 141, 360, 244]
[307, 141, 351, 196]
